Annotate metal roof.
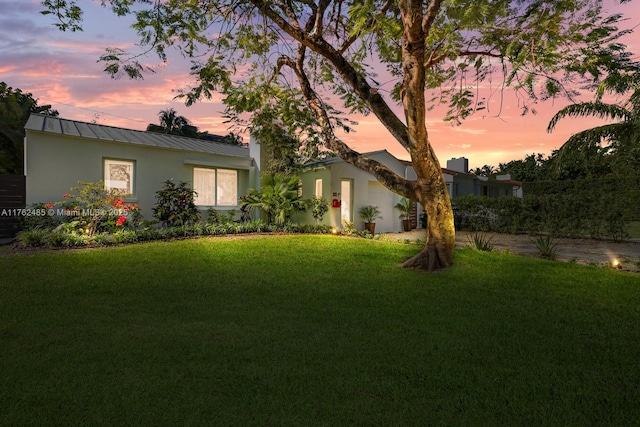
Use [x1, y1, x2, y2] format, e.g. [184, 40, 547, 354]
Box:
[25, 113, 250, 158]
[303, 150, 391, 168]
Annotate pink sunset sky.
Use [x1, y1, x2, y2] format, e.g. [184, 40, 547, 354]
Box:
[1, 0, 639, 170]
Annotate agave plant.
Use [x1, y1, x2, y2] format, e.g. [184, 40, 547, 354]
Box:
[532, 235, 559, 261]
[467, 232, 494, 252]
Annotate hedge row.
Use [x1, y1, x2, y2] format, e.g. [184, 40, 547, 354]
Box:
[16, 221, 334, 248]
[453, 192, 636, 240]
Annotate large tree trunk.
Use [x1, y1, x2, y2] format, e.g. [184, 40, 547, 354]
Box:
[398, 0, 455, 271]
[402, 172, 455, 271]
[265, 0, 456, 271]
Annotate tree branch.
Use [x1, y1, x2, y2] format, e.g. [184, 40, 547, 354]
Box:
[312, 0, 331, 38]
[249, 0, 411, 151]
[277, 0, 302, 29]
[276, 51, 416, 198]
[422, 0, 442, 35]
[458, 49, 503, 58]
[424, 52, 447, 69]
[337, 0, 393, 54]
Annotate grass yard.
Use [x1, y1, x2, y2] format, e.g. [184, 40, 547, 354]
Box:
[1, 235, 639, 425]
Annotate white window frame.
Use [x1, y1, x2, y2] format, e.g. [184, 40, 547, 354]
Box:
[193, 167, 238, 207]
[315, 178, 323, 198]
[104, 159, 134, 195]
[194, 168, 216, 206]
[216, 169, 238, 206]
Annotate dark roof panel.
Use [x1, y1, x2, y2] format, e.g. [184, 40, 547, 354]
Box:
[25, 113, 250, 158]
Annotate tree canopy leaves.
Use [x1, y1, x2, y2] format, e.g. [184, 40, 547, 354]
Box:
[547, 73, 640, 179]
[39, 0, 639, 270]
[0, 82, 58, 174]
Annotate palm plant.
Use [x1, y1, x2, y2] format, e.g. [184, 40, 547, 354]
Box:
[395, 198, 414, 220]
[359, 205, 382, 224]
[359, 205, 382, 235]
[395, 198, 414, 231]
[547, 74, 640, 177]
[241, 174, 306, 225]
[147, 108, 191, 135]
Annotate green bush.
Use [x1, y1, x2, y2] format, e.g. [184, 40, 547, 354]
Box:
[43, 230, 90, 247]
[205, 208, 238, 225]
[453, 196, 497, 232]
[56, 181, 141, 236]
[307, 196, 329, 224]
[16, 228, 49, 246]
[454, 190, 634, 240]
[241, 174, 306, 225]
[14, 218, 331, 249]
[19, 203, 59, 231]
[153, 180, 199, 227]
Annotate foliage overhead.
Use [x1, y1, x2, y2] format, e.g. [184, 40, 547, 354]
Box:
[547, 72, 640, 179]
[40, 0, 638, 153]
[498, 153, 551, 182]
[40, 0, 639, 271]
[0, 82, 58, 174]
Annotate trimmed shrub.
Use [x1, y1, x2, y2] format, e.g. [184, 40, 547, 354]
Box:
[153, 180, 199, 227]
[454, 185, 634, 240]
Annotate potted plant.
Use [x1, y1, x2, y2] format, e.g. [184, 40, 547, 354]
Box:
[359, 205, 382, 234]
[395, 198, 414, 232]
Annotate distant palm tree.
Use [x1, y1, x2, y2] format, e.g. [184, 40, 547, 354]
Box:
[147, 108, 191, 135]
[146, 109, 245, 145]
[547, 74, 640, 177]
[471, 165, 496, 177]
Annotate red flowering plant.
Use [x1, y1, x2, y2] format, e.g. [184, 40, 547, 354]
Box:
[56, 180, 142, 236]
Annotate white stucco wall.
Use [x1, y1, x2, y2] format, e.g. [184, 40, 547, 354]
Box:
[298, 151, 411, 233]
[25, 130, 255, 221]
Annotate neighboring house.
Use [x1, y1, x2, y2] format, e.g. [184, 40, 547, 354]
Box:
[295, 151, 523, 233]
[24, 114, 258, 221]
[443, 157, 523, 199]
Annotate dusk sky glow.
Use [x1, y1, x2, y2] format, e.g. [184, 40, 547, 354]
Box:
[1, 0, 639, 170]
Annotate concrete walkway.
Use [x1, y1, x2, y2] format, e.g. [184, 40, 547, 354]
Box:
[383, 229, 640, 271]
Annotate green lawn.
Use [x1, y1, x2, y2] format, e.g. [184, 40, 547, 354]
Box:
[1, 235, 639, 425]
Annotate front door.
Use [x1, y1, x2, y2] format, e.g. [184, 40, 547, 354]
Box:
[340, 179, 352, 223]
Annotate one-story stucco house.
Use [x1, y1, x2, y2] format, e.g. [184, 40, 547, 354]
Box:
[293, 149, 418, 233]
[24, 113, 257, 221]
[293, 151, 522, 233]
[24, 114, 521, 233]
